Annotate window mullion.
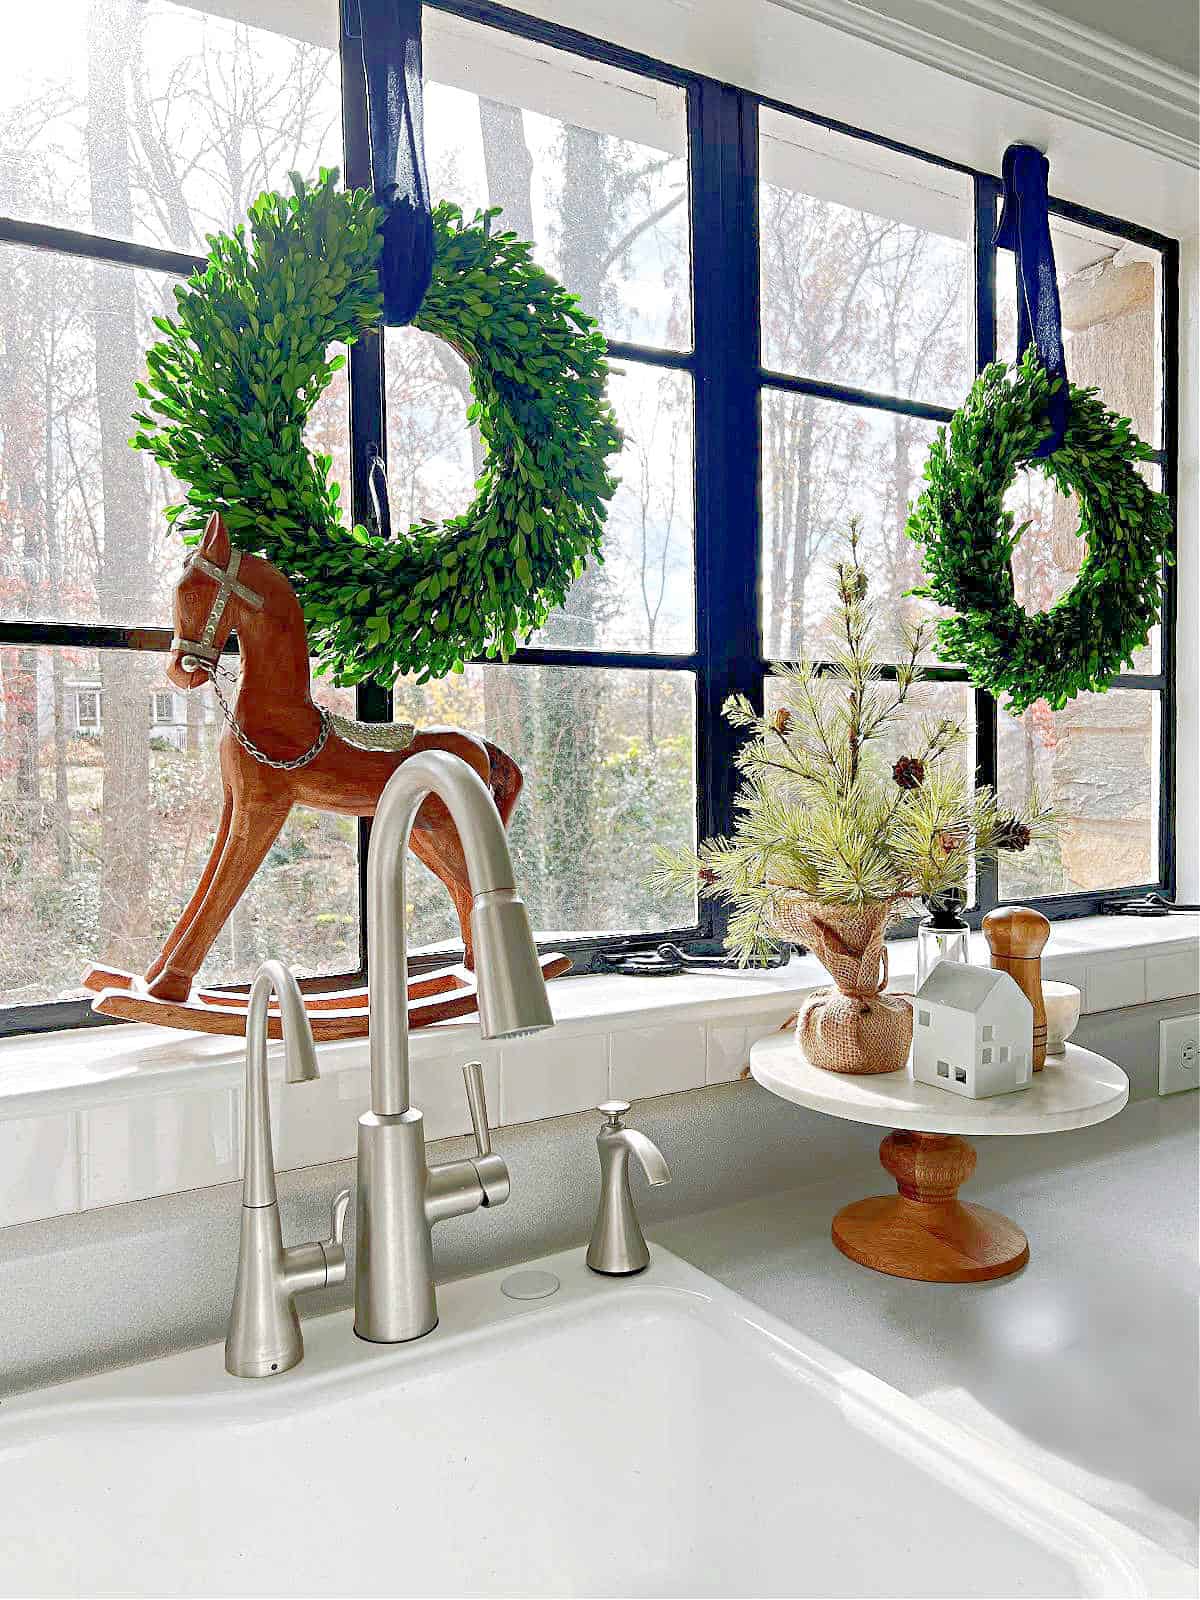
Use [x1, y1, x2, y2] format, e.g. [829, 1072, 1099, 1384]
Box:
[972, 174, 1001, 913]
[340, 0, 390, 977]
[690, 81, 761, 944]
[1158, 237, 1180, 898]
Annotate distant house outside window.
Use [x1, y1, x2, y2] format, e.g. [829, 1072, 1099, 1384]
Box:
[74, 688, 101, 733]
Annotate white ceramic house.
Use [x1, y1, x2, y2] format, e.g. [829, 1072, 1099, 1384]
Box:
[912, 964, 1034, 1099]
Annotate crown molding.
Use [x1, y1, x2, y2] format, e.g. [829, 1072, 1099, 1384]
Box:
[766, 0, 1199, 168]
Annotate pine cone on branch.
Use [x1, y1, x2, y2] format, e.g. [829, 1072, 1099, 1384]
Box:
[892, 754, 925, 791]
[937, 825, 970, 855]
[995, 816, 1032, 852]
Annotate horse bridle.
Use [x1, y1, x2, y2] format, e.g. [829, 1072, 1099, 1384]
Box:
[173, 546, 331, 772]
[172, 547, 264, 668]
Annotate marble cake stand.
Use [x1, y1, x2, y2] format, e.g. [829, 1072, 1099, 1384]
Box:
[750, 1036, 1128, 1283]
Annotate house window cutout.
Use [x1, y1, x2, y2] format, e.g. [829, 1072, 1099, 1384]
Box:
[982, 1024, 994, 1042]
[954, 1066, 967, 1083]
[937, 1060, 950, 1078]
[999, 1044, 1010, 1062]
[981, 1046, 993, 1064]
[918, 1009, 931, 1027]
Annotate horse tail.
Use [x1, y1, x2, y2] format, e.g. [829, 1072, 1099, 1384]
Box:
[484, 739, 523, 829]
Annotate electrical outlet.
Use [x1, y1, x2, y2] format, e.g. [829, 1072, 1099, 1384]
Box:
[1159, 1015, 1200, 1095]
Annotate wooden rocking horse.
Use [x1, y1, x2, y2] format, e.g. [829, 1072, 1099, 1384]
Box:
[83, 512, 568, 1039]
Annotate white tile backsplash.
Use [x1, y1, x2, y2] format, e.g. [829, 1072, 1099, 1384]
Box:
[82, 1089, 238, 1209]
[706, 1025, 748, 1085]
[274, 1066, 368, 1171]
[1145, 951, 1200, 1003]
[500, 1034, 607, 1124]
[1045, 956, 1088, 999]
[1, 1113, 80, 1225]
[2, 916, 1195, 1227]
[414, 1049, 500, 1141]
[610, 1023, 705, 1100]
[1086, 957, 1146, 1013]
[746, 1014, 799, 1052]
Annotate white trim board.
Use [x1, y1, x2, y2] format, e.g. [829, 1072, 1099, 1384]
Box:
[768, 0, 1198, 168]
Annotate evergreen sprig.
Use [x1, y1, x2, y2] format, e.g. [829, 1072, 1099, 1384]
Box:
[652, 522, 1054, 962]
[906, 350, 1173, 713]
[131, 169, 622, 684]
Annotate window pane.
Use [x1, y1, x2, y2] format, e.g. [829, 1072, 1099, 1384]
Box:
[535, 364, 694, 651]
[2, 0, 342, 253]
[998, 216, 1163, 448]
[759, 108, 972, 405]
[393, 666, 697, 945]
[0, 646, 358, 1009]
[760, 394, 948, 661]
[383, 339, 696, 654]
[998, 690, 1160, 897]
[0, 243, 350, 629]
[0, 248, 182, 627]
[1004, 463, 1161, 674]
[382, 328, 477, 528]
[424, 10, 690, 350]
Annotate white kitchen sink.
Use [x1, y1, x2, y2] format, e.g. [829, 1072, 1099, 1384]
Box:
[0, 1246, 1187, 1598]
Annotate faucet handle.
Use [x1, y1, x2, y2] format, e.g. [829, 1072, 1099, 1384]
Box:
[320, 1186, 351, 1288]
[598, 1100, 630, 1130]
[462, 1061, 493, 1157]
[460, 1063, 509, 1208]
[329, 1186, 351, 1246]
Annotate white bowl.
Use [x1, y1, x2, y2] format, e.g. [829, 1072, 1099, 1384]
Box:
[1043, 980, 1082, 1056]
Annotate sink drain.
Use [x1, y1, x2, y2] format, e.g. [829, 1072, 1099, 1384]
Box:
[500, 1269, 561, 1301]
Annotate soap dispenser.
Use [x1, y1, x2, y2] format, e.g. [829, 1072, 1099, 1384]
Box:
[586, 1101, 671, 1275]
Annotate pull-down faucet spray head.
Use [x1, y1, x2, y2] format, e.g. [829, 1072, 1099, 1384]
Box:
[471, 886, 554, 1041]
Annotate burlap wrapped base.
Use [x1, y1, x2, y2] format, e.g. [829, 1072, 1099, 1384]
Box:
[769, 895, 912, 1075]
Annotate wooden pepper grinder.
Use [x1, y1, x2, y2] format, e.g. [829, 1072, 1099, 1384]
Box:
[983, 906, 1051, 1070]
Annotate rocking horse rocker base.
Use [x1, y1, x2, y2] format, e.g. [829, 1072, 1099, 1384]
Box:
[82, 955, 571, 1040]
[82, 512, 572, 1043]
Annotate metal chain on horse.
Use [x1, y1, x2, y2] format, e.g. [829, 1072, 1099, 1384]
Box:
[182, 655, 331, 772]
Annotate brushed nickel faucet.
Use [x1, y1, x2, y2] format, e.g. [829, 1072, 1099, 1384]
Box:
[586, 1101, 671, 1275]
[355, 751, 553, 1344]
[225, 961, 350, 1377]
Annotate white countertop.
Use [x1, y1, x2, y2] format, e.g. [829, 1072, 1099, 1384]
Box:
[658, 1092, 1199, 1570]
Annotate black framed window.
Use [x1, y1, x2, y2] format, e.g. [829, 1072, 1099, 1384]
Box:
[0, 0, 1177, 1036]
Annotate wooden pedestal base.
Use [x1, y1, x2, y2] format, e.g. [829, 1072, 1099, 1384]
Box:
[831, 1130, 1029, 1283]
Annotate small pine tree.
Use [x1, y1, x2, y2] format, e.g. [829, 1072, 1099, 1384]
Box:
[653, 521, 1053, 962]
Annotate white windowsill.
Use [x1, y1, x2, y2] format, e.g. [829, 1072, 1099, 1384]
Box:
[0, 913, 1194, 1229]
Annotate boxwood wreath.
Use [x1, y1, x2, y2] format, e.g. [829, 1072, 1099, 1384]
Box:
[906, 350, 1173, 713]
[132, 169, 621, 684]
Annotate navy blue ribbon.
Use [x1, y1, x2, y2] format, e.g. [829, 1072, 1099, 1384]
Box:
[348, 0, 433, 326]
[994, 143, 1068, 457]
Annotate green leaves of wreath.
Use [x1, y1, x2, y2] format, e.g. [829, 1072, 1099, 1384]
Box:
[132, 169, 621, 684]
[906, 351, 1172, 713]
